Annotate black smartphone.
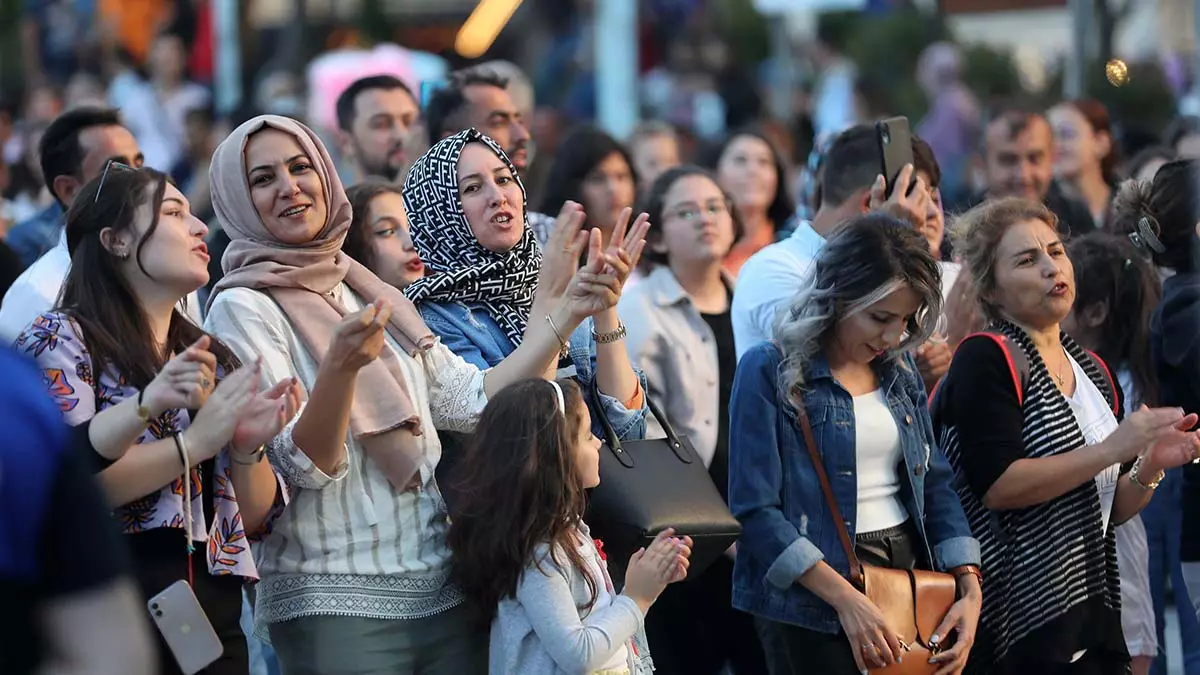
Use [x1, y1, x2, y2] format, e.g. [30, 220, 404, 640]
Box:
[876, 116, 914, 199]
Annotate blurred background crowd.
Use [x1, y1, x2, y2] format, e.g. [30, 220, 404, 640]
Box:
[6, 1, 1200, 674]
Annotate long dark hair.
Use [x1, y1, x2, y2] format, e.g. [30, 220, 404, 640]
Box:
[344, 179, 404, 271]
[538, 125, 638, 223]
[705, 125, 795, 233]
[60, 165, 238, 389]
[446, 378, 597, 619]
[1067, 233, 1162, 406]
[1110, 159, 1200, 273]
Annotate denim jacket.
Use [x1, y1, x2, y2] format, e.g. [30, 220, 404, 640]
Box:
[418, 300, 648, 440]
[728, 342, 980, 633]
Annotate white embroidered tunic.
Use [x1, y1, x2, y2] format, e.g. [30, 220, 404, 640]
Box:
[205, 283, 488, 638]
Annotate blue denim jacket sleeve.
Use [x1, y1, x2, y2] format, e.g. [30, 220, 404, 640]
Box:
[903, 356, 981, 570]
[418, 305, 491, 370]
[729, 343, 825, 589]
[569, 320, 648, 441]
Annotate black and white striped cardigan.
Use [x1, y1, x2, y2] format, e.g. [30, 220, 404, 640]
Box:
[932, 321, 1124, 669]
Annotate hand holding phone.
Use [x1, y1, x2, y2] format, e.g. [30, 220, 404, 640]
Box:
[868, 163, 930, 229]
[876, 116, 914, 198]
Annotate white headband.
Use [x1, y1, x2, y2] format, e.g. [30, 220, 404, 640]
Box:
[548, 380, 565, 415]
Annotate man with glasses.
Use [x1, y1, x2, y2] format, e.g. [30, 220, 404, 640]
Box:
[0, 106, 200, 341]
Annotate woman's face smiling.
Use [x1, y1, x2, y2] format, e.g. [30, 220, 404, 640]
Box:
[244, 128, 329, 244]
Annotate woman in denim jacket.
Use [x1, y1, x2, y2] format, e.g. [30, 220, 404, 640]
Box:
[403, 129, 648, 441]
[728, 213, 982, 675]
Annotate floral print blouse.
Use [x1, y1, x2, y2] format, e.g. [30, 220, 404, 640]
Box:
[15, 311, 286, 580]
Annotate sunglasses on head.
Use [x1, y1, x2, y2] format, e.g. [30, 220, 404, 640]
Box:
[94, 159, 135, 204]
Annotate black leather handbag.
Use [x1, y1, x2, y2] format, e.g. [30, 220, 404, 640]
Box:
[585, 388, 742, 586]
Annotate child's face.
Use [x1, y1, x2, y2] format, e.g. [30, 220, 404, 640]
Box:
[572, 400, 602, 489]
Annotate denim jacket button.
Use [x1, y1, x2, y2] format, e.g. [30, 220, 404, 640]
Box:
[905, 414, 913, 425]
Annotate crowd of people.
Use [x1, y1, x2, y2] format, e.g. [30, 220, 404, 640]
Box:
[9, 30, 1200, 675]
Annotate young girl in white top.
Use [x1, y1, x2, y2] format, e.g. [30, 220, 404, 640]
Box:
[446, 378, 692, 675]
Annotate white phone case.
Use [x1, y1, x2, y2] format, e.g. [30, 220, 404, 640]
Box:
[147, 580, 224, 675]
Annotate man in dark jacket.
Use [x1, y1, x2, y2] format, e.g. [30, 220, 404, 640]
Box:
[957, 107, 1095, 235]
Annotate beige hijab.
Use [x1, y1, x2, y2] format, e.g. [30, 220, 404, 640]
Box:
[209, 114, 434, 489]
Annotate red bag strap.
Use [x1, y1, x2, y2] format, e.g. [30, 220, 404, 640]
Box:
[1083, 349, 1121, 417]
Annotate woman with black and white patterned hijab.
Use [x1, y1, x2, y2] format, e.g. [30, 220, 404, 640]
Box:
[404, 128, 650, 441]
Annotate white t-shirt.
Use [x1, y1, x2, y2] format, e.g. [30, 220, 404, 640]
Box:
[1064, 353, 1121, 535]
[854, 389, 907, 533]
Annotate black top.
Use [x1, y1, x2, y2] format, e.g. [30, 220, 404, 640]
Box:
[701, 295, 736, 504]
[1152, 271, 1200, 561]
[931, 326, 1127, 674]
[954, 180, 1096, 237]
[85, 420, 246, 675]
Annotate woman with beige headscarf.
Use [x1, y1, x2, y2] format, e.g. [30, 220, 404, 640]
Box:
[203, 115, 629, 674]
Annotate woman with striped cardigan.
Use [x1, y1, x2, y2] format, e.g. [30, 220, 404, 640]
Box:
[930, 197, 1200, 674]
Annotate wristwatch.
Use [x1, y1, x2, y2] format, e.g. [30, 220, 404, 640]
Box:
[949, 565, 983, 585]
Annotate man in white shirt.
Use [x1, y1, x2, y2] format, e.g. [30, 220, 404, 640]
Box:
[0, 107, 201, 342]
[732, 124, 952, 389]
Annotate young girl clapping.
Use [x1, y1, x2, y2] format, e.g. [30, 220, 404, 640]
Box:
[448, 378, 692, 675]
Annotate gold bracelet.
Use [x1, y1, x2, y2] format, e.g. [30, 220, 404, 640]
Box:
[230, 445, 266, 466]
[545, 313, 571, 360]
[1129, 455, 1164, 491]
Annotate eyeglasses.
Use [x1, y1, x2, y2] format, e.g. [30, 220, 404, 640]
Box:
[95, 159, 134, 204]
[665, 200, 731, 224]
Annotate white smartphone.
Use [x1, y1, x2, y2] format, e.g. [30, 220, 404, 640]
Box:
[147, 580, 224, 675]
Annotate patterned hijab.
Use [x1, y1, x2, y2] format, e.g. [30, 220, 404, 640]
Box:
[402, 129, 542, 347]
[208, 114, 435, 490]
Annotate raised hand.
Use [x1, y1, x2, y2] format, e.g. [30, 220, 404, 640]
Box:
[561, 228, 623, 320]
[142, 336, 219, 416]
[535, 201, 589, 301]
[325, 300, 392, 374]
[869, 163, 931, 229]
[600, 207, 650, 293]
[231, 376, 303, 457]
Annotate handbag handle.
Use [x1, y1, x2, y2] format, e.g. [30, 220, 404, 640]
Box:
[590, 378, 693, 465]
[792, 387, 865, 589]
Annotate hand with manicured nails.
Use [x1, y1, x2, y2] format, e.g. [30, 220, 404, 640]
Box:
[834, 591, 906, 672]
[1105, 405, 1195, 465]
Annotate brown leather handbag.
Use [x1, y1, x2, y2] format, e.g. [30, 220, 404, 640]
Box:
[794, 392, 957, 675]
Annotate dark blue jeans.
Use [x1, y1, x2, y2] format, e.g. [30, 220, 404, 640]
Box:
[1143, 468, 1200, 675]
